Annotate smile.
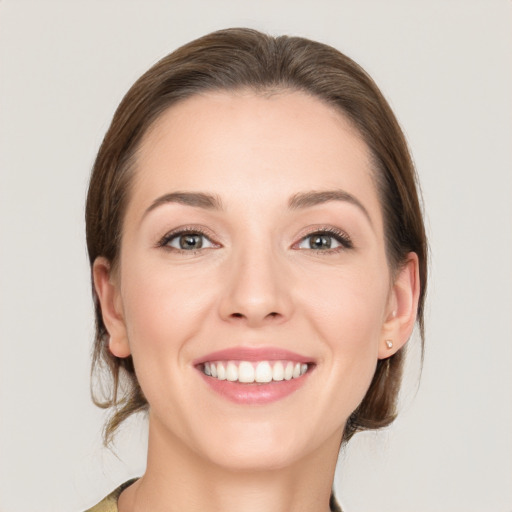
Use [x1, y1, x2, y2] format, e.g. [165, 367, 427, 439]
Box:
[202, 360, 309, 383]
[194, 347, 314, 404]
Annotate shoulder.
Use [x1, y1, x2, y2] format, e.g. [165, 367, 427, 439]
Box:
[83, 479, 138, 512]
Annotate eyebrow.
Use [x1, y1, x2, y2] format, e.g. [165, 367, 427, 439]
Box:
[143, 189, 372, 225]
[288, 190, 372, 225]
[143, 191, 224, 218]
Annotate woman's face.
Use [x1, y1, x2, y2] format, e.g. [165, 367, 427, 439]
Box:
[97, 90, 408, 470]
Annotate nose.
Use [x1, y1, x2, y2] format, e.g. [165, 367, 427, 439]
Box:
[218, 241, 293, 328]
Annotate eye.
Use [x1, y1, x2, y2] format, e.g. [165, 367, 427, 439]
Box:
[158, 229, 216, 252]
[295, 229, 353, 251]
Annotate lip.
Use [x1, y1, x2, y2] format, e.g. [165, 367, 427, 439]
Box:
[193, 347, 315, 405]
[193, 347, 312, 365]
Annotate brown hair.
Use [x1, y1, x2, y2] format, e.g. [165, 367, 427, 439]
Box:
[86, 27, 427, 444]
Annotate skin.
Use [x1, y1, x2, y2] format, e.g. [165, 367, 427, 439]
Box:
[94, 90, 420, 512]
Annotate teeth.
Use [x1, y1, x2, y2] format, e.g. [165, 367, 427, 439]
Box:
[226, 361, 238, 382]
[272, 361, 284, 381]
[238, 361, 255, 383]
[217, 362, 226, 380]
[255, 361, 272, 383]
[284, 362, 293, 380]
[201, 360, 310, 383]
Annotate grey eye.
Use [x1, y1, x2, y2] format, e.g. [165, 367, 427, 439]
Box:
[167, 232, 215, 250]
[297, 233, 342, 250]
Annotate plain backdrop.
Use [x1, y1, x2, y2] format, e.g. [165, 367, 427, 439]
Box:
[0, 1, 511, 511]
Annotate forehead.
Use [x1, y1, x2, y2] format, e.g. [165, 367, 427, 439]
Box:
[130, 90, 381, 223]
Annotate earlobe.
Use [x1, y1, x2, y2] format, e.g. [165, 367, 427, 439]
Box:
[379, 252, 420, 359]
[92, 257, 131, 358]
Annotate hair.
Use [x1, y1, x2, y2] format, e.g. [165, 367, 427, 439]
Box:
[86, 27, 427, 445]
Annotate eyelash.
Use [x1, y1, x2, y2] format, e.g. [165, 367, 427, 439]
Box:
[156, 226, 353, 255]
[295, 227, 354, 253]
[157, 226, 218, 255]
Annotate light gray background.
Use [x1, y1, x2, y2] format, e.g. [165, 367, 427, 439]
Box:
[1, 1, 511, 511]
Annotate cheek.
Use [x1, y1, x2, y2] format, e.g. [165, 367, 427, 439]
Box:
[119, 258, 216, 366]
[300, 261, 388, 345]
[297, 264, 389, 408]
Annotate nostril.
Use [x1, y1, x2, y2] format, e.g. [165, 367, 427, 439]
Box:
[229, 312, 279, 320]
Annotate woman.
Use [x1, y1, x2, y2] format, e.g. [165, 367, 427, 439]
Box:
[85, 28, 427, 512]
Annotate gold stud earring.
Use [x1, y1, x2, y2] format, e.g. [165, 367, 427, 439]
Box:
[385, 340, 393, 349]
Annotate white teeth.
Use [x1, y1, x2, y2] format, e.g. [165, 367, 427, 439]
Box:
[238, 361, 255, 383]
[217, 362, 226, 380]
[226, 361, 238, 381]
[272, 361, 284, 381]
[255, 361, 273, 383]
[202, 360, 310, 383]
[284, 362, 293, 380]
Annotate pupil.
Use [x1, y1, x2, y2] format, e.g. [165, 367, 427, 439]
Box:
[311, 235, 331, 249]
[180, 234, 202, 249]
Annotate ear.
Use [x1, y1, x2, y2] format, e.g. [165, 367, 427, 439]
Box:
[378, 252, 421, 359]
[92, 257, 131, 358]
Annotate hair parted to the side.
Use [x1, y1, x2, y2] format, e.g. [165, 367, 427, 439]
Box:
[86, 27, 427, 445]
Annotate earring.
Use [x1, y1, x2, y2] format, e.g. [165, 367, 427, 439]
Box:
[385, 340, 393, 349]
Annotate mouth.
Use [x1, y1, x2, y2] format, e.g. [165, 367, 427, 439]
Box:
[194, 348, 315, 404]
[201, 360, 309, 383]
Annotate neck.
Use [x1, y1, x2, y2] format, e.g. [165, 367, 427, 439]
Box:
[118, 414, 341, 512]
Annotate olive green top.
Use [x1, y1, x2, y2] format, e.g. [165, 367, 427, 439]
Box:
[84, 479, 342, 512]
[84, 479, 137, 512]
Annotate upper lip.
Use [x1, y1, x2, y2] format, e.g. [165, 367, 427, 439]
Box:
[193, 347, 313, 366]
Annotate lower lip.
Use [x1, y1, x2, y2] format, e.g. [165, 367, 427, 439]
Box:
[197, 369, 312, 405]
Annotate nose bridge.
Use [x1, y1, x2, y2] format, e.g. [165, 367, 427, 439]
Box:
[219, 229, 292, 326]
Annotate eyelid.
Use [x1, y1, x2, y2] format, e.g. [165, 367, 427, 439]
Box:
[155, 224, 352, 253]
[156, 225, 222, 250]
[292, 226, 353, 251]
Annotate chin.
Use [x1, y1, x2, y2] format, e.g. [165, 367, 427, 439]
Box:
[207, 441, 303, 473]
[193, 418, 337, 473]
